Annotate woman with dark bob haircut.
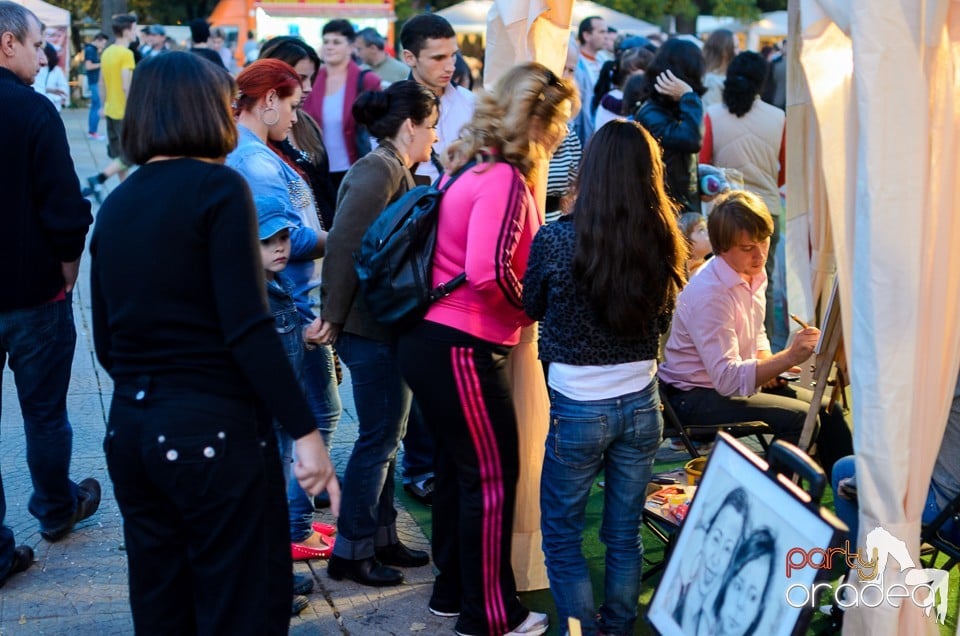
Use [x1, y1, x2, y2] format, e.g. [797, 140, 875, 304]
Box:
[700, 51, 784, 339]
[89, 51, 339, 634]
[634, 38, 707, 215]
[314, 80, 438, 587]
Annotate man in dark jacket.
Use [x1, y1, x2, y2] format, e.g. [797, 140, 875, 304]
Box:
[0, 1, 101, 588]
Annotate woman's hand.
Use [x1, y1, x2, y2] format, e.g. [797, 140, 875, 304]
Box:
[654, 70, 693, 101]
[303, 318, 323, 343]
[314, 320, 341, 346]
[293, 430, 341, 516]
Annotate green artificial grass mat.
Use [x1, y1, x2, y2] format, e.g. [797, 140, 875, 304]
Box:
[397, 455, 960, 635]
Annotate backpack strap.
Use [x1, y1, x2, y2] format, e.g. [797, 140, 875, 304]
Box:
[433, 159, 478, 191]
[429, 149, 445, 176]
[357, 68, 370, 94]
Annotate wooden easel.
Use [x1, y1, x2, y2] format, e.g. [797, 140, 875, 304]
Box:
[797, 279, 846, 452]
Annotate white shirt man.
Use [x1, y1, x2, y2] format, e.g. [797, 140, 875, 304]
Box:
[400, 14, 475, 184]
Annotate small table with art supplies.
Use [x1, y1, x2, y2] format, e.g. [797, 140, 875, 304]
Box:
[641, 458, 704, 581]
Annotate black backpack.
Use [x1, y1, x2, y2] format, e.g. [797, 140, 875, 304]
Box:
[353, 162, 475, 326]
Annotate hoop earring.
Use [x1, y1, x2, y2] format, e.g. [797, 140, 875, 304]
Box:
[260, 106, 280, 127]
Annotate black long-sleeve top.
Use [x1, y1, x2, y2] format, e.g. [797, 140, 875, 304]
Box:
[636, 92, 704, 215]
[0, 67, 92, 311]
[89, 158, 315, 439]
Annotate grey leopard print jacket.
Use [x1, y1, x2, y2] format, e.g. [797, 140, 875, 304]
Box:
[522, 215, 670, 365]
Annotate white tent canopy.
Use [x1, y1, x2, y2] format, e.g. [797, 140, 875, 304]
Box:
[14, 0, 71, 105]
[438, 0, 660, 37]
[15, 0, 69, 31]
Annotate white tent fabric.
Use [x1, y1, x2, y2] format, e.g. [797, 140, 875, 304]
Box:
[15, 0, 71, 107]
[440, 0, 657, 37]
[15, 0, 68, 30]
[795, 1, 960, 634]
[484, 0, 575, 593]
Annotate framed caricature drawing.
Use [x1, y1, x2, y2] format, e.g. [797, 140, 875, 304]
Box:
[647, 433, 845, 636]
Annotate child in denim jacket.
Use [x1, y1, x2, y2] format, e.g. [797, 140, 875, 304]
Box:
[256, 196, 337, 576]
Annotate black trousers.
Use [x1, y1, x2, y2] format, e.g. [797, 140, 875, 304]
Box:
[105, 377, 291, 635]
[399, 322, 528, 636]
[665, 382, 853, 476]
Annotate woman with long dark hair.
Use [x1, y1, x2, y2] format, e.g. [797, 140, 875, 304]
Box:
[90, 52, 339, 634]
[634, 39, 706, 215]
[524, 121, 687, 636]
[700, 51, 785, 340]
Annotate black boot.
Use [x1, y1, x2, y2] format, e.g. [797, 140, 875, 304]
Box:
[375, 541, 430, 568]
[327, 555, 403, 587]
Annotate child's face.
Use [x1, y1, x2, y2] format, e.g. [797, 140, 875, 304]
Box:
[261, 229, 291, 276]
[689, 222, 712, 259]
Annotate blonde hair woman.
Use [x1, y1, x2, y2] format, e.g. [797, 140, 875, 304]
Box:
[398, 63, 578, 636]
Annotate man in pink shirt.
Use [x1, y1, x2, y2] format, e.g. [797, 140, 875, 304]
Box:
[658, 191, 852, 474]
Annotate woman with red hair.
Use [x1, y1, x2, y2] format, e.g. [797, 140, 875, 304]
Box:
[227, 59, 339, 566]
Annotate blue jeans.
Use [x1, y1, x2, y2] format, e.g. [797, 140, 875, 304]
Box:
[0, 296, 81, 579]
[88, 82, 100, 135]
[832, 455, 960, 548]
[402, 400, 435, 485]
[831, 455, 858, 544]
[285, 343, 340, 541]
[541, 380, 663, 636]
[333, 332, 411, 558]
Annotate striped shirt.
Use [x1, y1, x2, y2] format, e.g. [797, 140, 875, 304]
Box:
[545, 130, 582, 223]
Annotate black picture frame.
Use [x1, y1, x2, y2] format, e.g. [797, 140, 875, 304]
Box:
[647, 433, 845, 636]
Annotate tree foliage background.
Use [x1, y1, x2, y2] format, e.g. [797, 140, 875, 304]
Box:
[60, 0, 786, 35]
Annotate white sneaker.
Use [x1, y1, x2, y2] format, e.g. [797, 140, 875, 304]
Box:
[504, 612, 549, 636]
[454, 611, 549, 636]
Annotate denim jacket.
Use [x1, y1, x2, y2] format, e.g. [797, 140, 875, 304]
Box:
[228, 125, 324, 322]
[266, 272, 304, 386]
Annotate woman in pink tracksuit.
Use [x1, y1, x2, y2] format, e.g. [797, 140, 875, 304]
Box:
[398, 62, 578, 636]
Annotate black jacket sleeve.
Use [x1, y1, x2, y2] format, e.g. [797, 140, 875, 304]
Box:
[638, 94, 704, 154]
[522, 226, 550, 322]
[31, 103, 93, 262]
[89, 233, 112, 373]
[204, 169, 316, 440]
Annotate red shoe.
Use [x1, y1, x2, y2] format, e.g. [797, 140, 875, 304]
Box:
[291, 535, 335, 561]
[312, 521, 336, 536]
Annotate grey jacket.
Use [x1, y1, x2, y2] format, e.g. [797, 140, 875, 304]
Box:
[320, 142, 415, 341]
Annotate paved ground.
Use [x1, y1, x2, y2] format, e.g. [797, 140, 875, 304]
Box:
[0, 109, 448, 634]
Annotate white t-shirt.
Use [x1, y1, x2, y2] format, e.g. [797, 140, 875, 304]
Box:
[549, 360, 657, 402]
[322, 88, 351, 172]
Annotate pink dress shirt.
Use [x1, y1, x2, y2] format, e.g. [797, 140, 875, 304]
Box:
[658, 255, 770, 397]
